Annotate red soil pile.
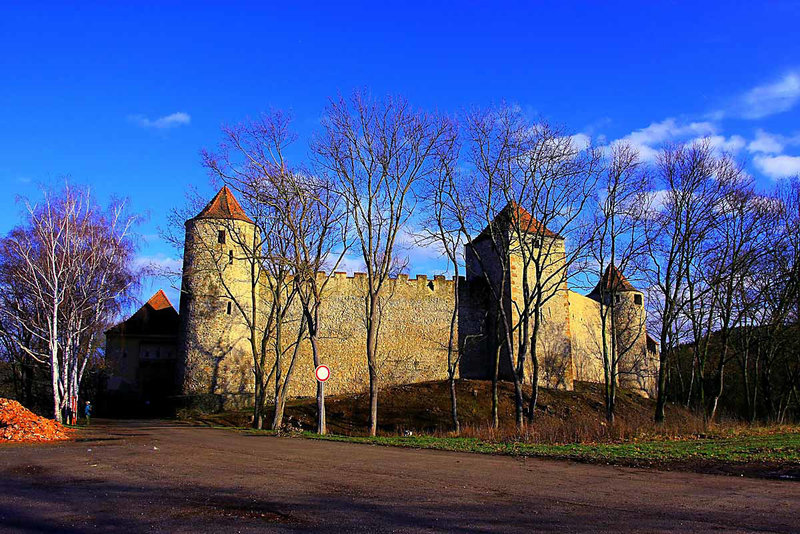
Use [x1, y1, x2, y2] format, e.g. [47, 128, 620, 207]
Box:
[0, 398, 73, 443]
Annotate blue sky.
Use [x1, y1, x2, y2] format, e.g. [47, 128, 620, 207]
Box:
[2, 2, 799, 311]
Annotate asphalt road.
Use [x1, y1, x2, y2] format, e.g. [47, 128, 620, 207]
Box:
[0, 420, 797, 533]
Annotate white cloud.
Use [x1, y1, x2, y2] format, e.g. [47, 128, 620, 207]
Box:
[129, 112, 191, 129]
[698, 134, 746, 154]
[135, 254, 183, 274]
[331, 255, 364, 274]
[624, 118, 717, 147]
[736, 71, 800, 119]
[611, 118, 717, 161]
[748, 129, 785, 154]
[570, 133, 591, 149]
[753, 154, 800, 180]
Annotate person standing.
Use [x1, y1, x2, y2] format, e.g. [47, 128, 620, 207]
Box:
[84, 401, 92, 425]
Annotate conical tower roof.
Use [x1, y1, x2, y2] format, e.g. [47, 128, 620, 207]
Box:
[192, 186, 253, 224]
[588, 264, 637, 299]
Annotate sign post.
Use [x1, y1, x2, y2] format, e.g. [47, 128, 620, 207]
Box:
[315, 365, 330, 383]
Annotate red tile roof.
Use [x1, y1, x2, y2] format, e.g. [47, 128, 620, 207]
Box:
[106, 290, 179, 337]
[146, 289, 173, 311]
[589, 264, 638, 297]
[477, 202, 559, 240]
[193, 186, 253, 223]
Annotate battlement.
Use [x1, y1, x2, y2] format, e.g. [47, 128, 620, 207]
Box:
[323, 271, 457, 295]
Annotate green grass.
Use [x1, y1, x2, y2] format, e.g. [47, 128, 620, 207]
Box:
[297, 431, 800, 466]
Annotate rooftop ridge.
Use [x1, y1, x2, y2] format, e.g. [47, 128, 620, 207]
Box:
[192, 185, 254, 224]
[146, 289, 175, 311]
[588, 264, 638, 297]
[476, 201, 560, 241]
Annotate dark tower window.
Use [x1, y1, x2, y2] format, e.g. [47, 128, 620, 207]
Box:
[634, 294, 643, 305]
[226, 301, 232, 315]
[228, 250, 234, 264]
[615, 295, 621, 304]
[218, 230, 226, 244]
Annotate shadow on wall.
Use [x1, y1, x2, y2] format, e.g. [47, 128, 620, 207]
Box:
[177, 316, 256, 413]
[458, 278, 492, 380]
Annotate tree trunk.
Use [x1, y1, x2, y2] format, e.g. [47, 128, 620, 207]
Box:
[491, 341, 500, 429]
[447, 289, 459, 434]
[309, 325, 326, 435]
[528, 342, 539, 421]
[449, 376, 459, 434]
[654, 344, 668, 423]
[708, 344, 729, 422]
[272, 316, 306, 431]
[366, 294, 380, 437]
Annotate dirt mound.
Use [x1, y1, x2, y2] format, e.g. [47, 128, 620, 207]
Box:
[200, 379, 705, 443]
[0, 398, 73, 443]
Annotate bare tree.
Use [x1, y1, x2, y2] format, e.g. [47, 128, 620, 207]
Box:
[645, 141, 722, 423]
[418, 121, 463, 432]
[279, 173, 350, 435]
[735, 177, 800, 421]
[458, 106, 601, 427]
[200, 112, 309, 430]
[314, 91, 451, 436]
[0, 185, 139, 423]
[589, 142, 649, 423]
[704, 167, 769, 421]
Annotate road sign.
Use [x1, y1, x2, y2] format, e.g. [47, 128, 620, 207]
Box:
[315, 365, 330, 382]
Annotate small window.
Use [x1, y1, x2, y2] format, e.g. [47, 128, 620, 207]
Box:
[634, 294, 643, 305]
[226, 301, 232, 315]
[615, 295, 621, 304]
[228, 250, 234, 264]
[532, 238, 541, 248]
[218, 230, 226, 244]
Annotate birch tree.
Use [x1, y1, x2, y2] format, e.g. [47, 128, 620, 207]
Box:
[0, 185, 139, 422]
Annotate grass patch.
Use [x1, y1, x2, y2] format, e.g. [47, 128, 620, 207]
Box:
[301, 430, 800, 465]
[191, 380, 799, 478]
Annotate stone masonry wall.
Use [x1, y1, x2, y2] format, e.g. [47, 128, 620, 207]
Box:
[178, 217, 655, 409]
[281, 273, 457, 399]
[567, 290, 607, 384]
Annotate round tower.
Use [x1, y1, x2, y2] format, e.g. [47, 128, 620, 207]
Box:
[178, 186, 258, 408]
[590, 265, 653, 397]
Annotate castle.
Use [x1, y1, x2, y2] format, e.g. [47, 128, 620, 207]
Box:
[106, 186, 658, 412]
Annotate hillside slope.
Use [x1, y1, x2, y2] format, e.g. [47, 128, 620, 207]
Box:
[203, 379, 704, 442]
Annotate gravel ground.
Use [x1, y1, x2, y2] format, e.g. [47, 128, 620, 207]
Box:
[0, 420, 798, 533]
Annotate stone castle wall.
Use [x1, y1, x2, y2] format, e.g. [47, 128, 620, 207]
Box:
[178, 212, 657, 408]
[568, 290, 607, 384]
[179, 262, 465, 408]
[282, 273, 457, 399]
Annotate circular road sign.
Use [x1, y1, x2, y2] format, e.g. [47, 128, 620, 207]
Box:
[315, 365, 330, 383]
